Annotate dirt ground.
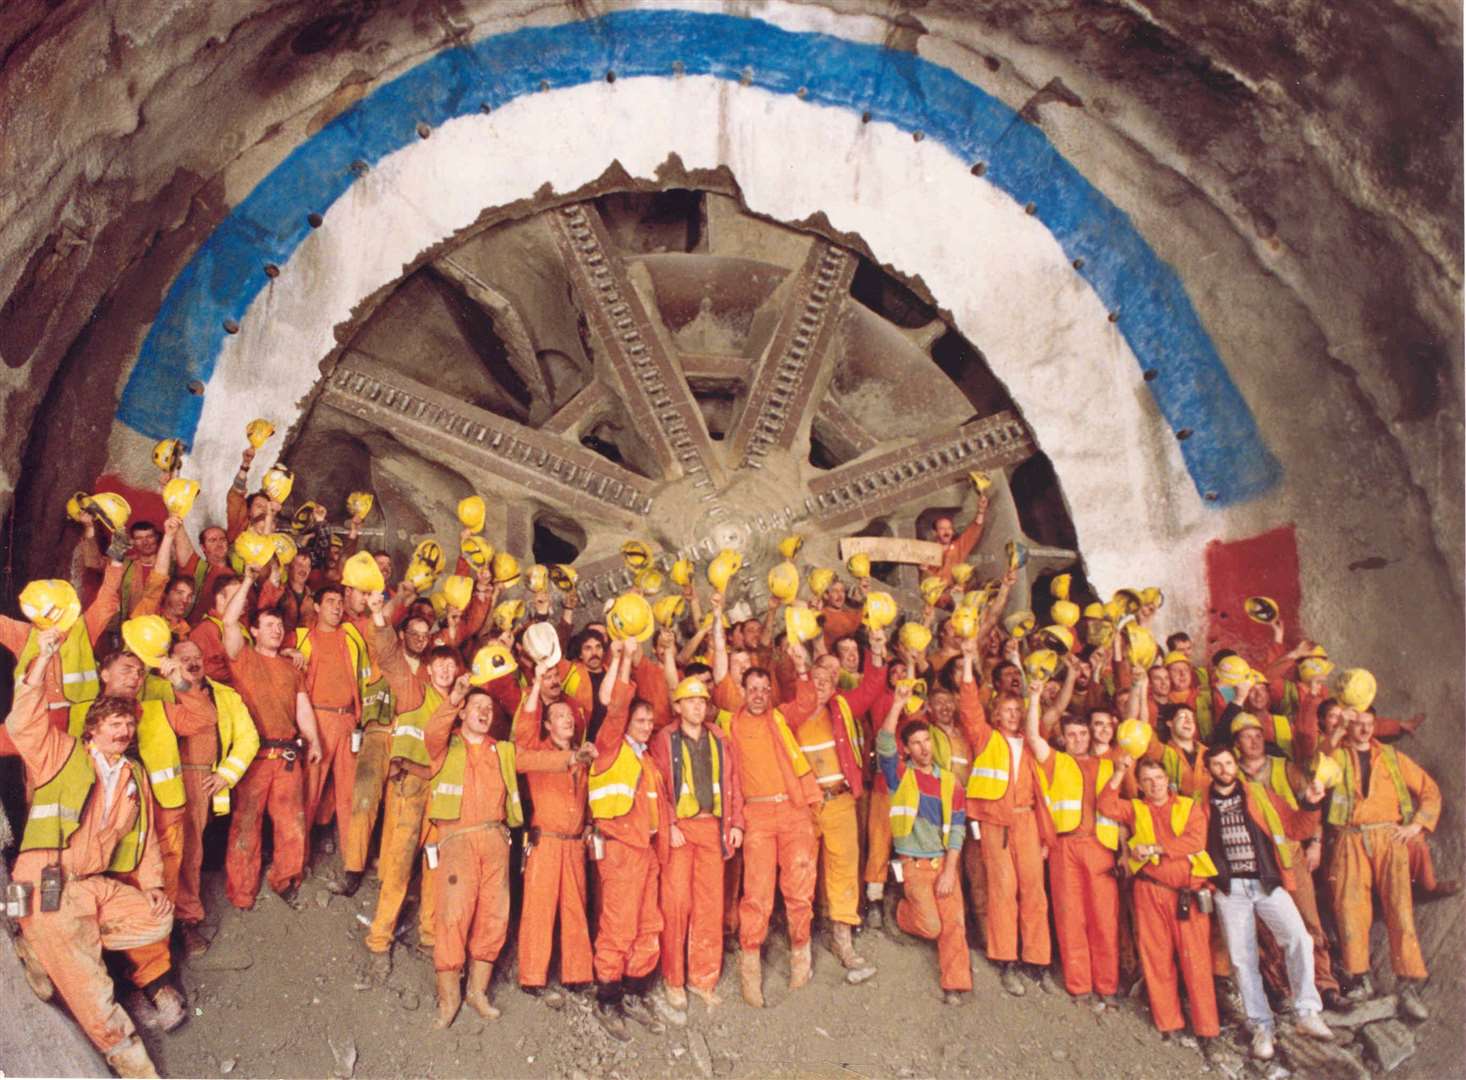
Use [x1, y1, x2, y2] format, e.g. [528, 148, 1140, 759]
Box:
[141, 837, 1251, 1080]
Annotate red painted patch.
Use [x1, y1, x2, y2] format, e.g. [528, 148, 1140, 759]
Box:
[93, 472, 168, 532]
[1204, 525, 1302, 662]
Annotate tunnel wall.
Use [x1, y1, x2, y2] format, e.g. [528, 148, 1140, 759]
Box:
[0, 1, 1461, 1072]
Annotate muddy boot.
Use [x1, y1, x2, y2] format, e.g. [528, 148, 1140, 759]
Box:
[146, 981, 187, 1032]
[621, 975, 668, 1034]
[595, 983, 631, 1042]
[788, 942, 813, 990]
[464, 960, 500, 1020]
[106, 1036, 160, 1079]
[433, 969, 462, 1030]
[12, 934, 54, 1001]
[179, 923, 212, 959]
[689, 983, 723, 1007]
[327, 870, 363, 897]
[830, 923, 868, 968]
[739, 950, 765, 1008]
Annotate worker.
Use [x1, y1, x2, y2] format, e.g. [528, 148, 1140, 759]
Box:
[875, 683, 971, 1003]
[423, 669, 591, 1028]
[1158, 704, 1209, 796]
[221, 564, 323, 910]
[515, 654, 595, 1009]
[817, 577, 863, 649]
[930, 650, 988, 945]
[171, 523, 235, 626]
[1200, 743, 1334, 1061]
[1321, 706, 1440, 1019]
[589, 637, 673, 1040]
[1098, 756, 1220, 1045]
[650, 674, 745, 1010]
[297, 583, 370, 853]
[6, 633, 174, 1078]
[188, 574, 247, 685]
[127, 516, 195, 637]
[919, 494, 989, 585]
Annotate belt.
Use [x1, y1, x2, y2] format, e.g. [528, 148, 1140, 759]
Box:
[259, 738, 303, 769]
[820, 782, 852, 801]
[440, 819, 508, 844]
[745, 793, 789, 804]
[1343, 822, 1397, 831]
[181, 763, 214, 772]
[901, 856, 943, 870]
[528, 826, 585, 843]
[314, 705, 356, 715]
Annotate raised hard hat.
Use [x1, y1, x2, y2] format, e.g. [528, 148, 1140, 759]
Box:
[460, 535, 494, 570]
[1051, 573, 1071, 602]
[491, 551, 521, 586]
[847, 553, 871, 580]
[607, 593, 654, 642]
[260, 465, 294, 504]
[1115, 718, 1153, 759]
[969, 470, 992, 494]
[808, 568, 836, 599]
[861, 591, 897, 631]
[669, 558, 694, 587]
[291, 502, 323, 532]
[785, 604, 821, 644]
[245, 418, 275, 449]
[919, 576, 946, 607]
[898, 622, 932, 653]
[1125, 625, 1158, 670]
[1024, 649, 1059, 684]
[469, 643, 517, 686]
[162, 477, 200, 518]
[65, 491, 89, 524]
[1112, 589, 1142, 616]
[549, 564, 578, 591]
[233, 531, 277, 569]
[1139, 587, 1164, 610]
[1037, 625, 1074, 655]
[152, 438, 184, 474]
[413, 539, 446, 575]
[707, 549, 742, 593]
[1005, 540, 1028, 571]
[342, 551, 385, 593]
[635, 568, 665, 595]
[1244, 596, 1279, 624]
[1003, 611, 1035, 640]
[1338, 668, 1377, 711]
[441, 574, 473, 612]
[404, 559, 438, 594]
[19, 579, 81, 634]
[621, 540, 654, 571]
[522, 621, 562, 667]
[526, 565, 550, 594]
[653, 595, 687, 628]
[345, 491, 375, 521]
[949, 606, 979, 640]
[1214, 655, 1251, 686]
[272, 532, 298, 567]
[673, 676, 711, 703]
[82, 492, 132, 533]
[1082, 602, 1105, 620]
[121, 615, 172, 669]
[778, 534, 804, 560]
[1298, 656, 1334, 681]
[457, 495, 486, 534]
[492, 598, 525, 630]
[767, 561, 800, 603]
[1050, 599, 1081, 629]
[950, 563, 976, 588]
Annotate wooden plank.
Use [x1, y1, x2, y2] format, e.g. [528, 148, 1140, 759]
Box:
[838, 536, 944, 565]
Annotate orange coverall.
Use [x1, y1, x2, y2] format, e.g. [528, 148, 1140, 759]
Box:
[299, 623, 363, 834]
[1041, 754, 1120, 997]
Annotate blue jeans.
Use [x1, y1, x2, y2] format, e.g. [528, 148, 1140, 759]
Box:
[1214, 877, 1322, 1031]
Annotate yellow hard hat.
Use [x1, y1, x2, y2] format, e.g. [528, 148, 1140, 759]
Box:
[919, 576, 946, 607]
[1024, 649, 1059, 684]
[1082, 602, 1105, 620]
[1125, 625, 1158, 670]
[1111, 589, 1142, 616]
[707, 549, 742, 593]
[162, 477, 200, 518]
[1086, 620, 1114, 649]
[1163, 650, 1190, 667]
[18, 579, 81, 634]
[429, 590, 448, 618]
[1050, 599, 1080, 629]
[1003, 611, 1035, 640]
[346, 491, 375, 521]
[65, 491, 89, 524]
[1051, 573, 1072, 602]
[491, 551, 521, 586]
[442, 574, 473, 612]
[460, 535, 494, 570]
[1215, 654, 1251, 686]
[470, 642, 517, 686]
[272, 532, 298, 567]
[82, 492, 131, 533]
[1338, 668, 1377, 711]
[1037, 625, 1075, 654]
[245, 418, 275, 449]
[341, 551, 385, 592]
[1298, 657, 1334, 681]
[549, 564, 578, 592]
[969, 470, 992, 494]
[492, 598, 525, 630]
[898, 622, 932, 653]
[1140, 587, 1163, 609]
[778, 534, 804, 560]
[861, 591, 897, 630]
[673, 676, 710, 702]
[767, 562, 800, 603]
[808, 568, 835, 599]
[404, 558, 438, 594]
[635, 568, 665, 595]
[785, 604, 821, 644]
[699, 609, 732, 632]
[653, 595, 688, 628]
[1300, 643, 1329, 660]
[152, 438, 184, 473]
[905, 694, 927, 716]
[1102, 598, 1126, 624]
[527, 565, 550, 593]
[1231, 713, 1263, 734]
[607, 593, 654, 642]
[950, 564, 976, 588]
[233, 531, 277, 569]
[949, 606, 979, 640]
[669, 558, 694, 587]
[621, 540, 654, 571]
[457, 495, 486, 534]
[1005, 540, 1028, 571]
[291, 502, 323, 532]
[847, 553, 871, 580]
[1244, 596, 1279, 624]
[1312, 754, 1343, 790]
[1115, 718, 1153, 759]
[259, 465, 292, 504]
[413, 539, 446, 575]
[121, 615, 172, 669]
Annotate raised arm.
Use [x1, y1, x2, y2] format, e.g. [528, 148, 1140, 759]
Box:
[221, 565, 255, 659]
[1024, 670, 1051, 765]
[711, 592, 729, 684]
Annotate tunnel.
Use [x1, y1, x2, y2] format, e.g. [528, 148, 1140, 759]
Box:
[0, 2, 1460, 1076]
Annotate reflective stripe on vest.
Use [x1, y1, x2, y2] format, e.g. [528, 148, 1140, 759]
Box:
[209, 680, 259, 815]
[15, 621, 98, 704]
[91, 689, 184, 809]
[1038, 753, 1118, 850]
[889, 763, 955, 843]
[389, 686, 443, 767]
[20, 741, 150, 873]
[1128, 796, 1217, 877]
[967, 733, 1014, 801]
[1326, 744, 1414, 827]
[589, 742, 646, 822]
[427, 734, 523, 826]
[1242, 780, 1293, 869]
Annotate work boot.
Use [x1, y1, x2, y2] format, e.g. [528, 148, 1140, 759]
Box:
[433, 969, 462, 1029]
[830, 923, 869, 969]
[523, 985, 566, 1010]
[1250, 1027, 1275, 1061]
[369, 949, 392, 981]
[1344, 974, 1374, 1002]
[180, 923, 211, 958]
[1398, 982, 1430, 1022]
[999, 962, 1027, 997]
[865, 885, 885, 930]
[739, 950, 765, 1008]
[1295, 1012, 1334, 1040]
[12, 934, 54, 1001]
[465, 960, 500, 1020]
[148, 983, 187, 1032]
[1321, 987, 1349, 1012]
[664, 984, 688, 1010]
[622, 992, 667, 1034]
[596, 1000, 631, 1042]
[689, 984, 723, 1008]
[788, 942, 813, 990]
[328, 870, 363, 897]
[275, 883, 304, 911]
[943, 989, 966, 1006]
[106, 1036, 160, 1079]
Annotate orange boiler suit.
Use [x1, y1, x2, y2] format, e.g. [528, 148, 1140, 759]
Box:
[299, 622, 364, 834]
[1039, 753, 1120, 997]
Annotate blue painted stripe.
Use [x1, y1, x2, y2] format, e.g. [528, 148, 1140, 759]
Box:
[117, 8, 1281, 504]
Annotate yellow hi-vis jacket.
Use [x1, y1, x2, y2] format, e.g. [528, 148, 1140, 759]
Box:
[428, 735, 523, 826]
[589, 742, 658, 824]
[21, 741, 150, 873]
[1037, 753, 1120, 850]
[15, 621, 98, 703]
[389, 686, 443, 767]
[68, 697, 184, 810]
[142, 675, 259, 814]
[1127, 796, 1217, 877]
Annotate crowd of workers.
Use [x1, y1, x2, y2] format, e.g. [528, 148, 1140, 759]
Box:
[0, 430, 1453, 1078]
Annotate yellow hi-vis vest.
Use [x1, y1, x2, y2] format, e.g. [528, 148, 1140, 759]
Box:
[1326, 744, 1413, 827]
[889, 764, 956, 843]
[589, 742, 658, 824]
[930, 724, 971, 782]
[1038, 753, 1120, 851]
[295, 623, 370, 717]
[389, 686, 443, 767]
[142, 676, 259, 814]
[967, 731, 1020, 801]
[204, 614, 251, 645]
[1240, 780, 1293, 869]
[1127, 796, 1217, 878]
[21, 740, 150, 873]
[669, 729, 723, 820]
[68, 698, 184, 810]
[15, 621, 98, 703]
[1255, 756, 1299, 811]
[427, 734, 523, 826]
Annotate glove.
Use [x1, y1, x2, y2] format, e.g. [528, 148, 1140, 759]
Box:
[106, 529, 131, 563]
